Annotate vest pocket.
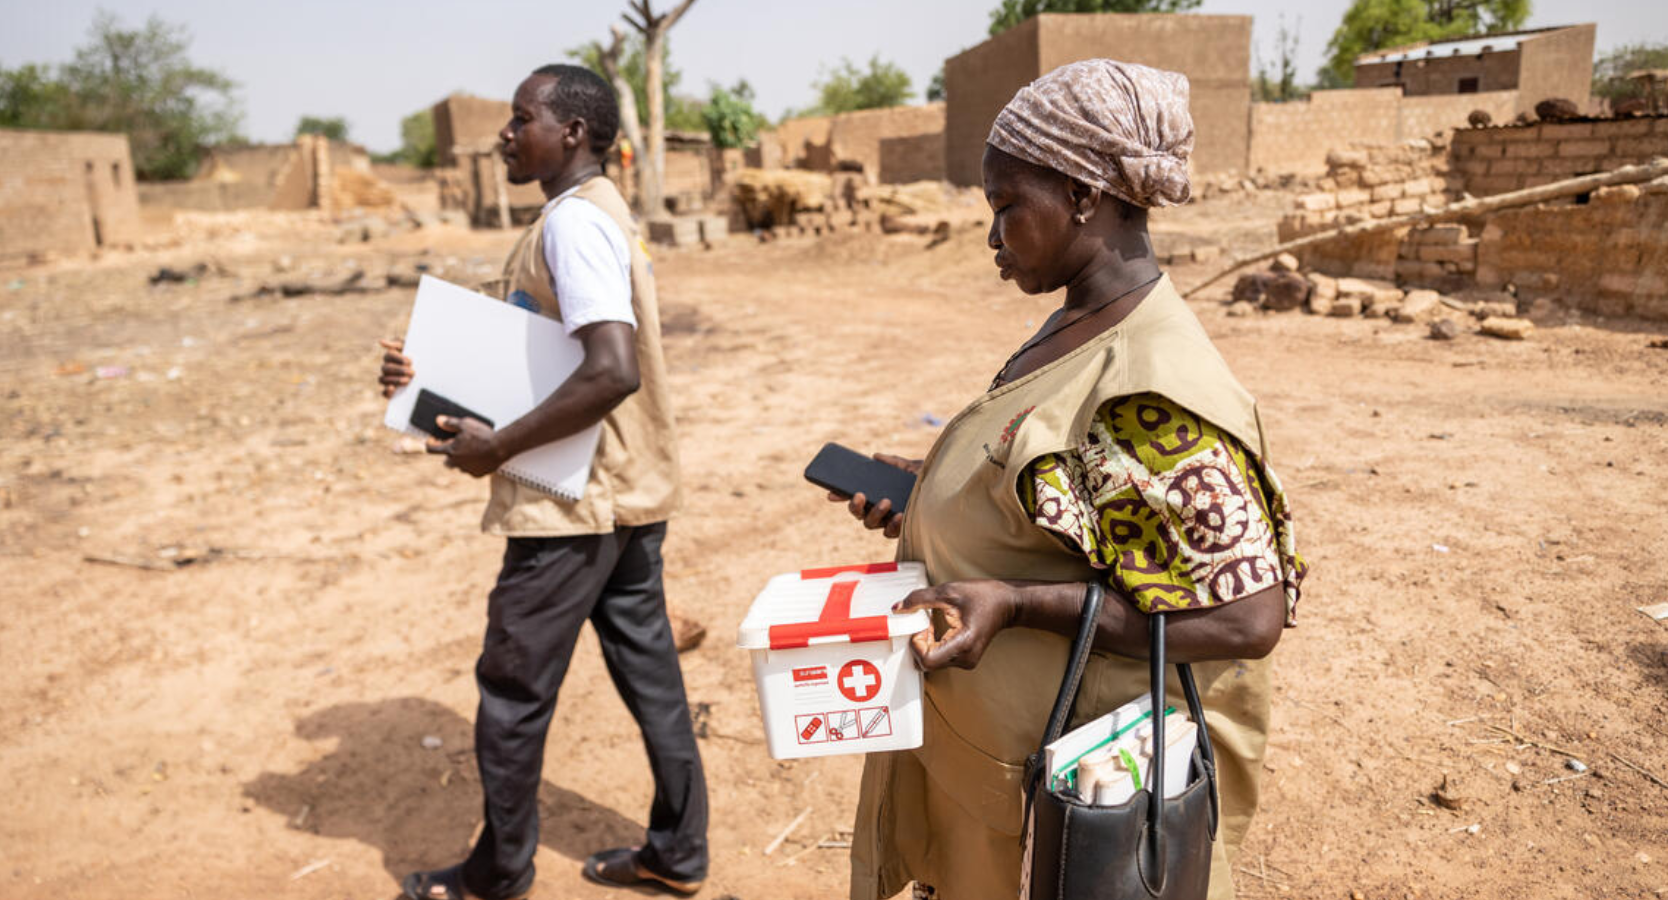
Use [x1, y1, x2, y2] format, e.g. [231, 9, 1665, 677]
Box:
[911, 689, 1027, 836]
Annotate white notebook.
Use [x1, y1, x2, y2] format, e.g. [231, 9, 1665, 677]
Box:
[382, 275, 602, 501]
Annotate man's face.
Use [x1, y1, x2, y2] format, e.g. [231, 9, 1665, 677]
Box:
[982, 145, 1079, 295]
[500, 75, 572, 185]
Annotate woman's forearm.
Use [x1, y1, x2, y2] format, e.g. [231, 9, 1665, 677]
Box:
[1006, 581, 1284, 663]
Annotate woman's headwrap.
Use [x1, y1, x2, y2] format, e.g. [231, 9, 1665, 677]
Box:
[987, 59, 1195, 208]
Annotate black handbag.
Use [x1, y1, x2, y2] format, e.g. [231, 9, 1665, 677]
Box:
[1021, 584, 1221, 900]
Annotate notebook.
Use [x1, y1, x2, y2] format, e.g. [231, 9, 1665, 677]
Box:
[1044, 693, 1195, 801]
[382, 275, 602, 501]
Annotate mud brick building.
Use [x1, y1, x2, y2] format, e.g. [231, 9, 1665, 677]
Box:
[942, 13, 1251, 185]
[0, 129, 141, 263]
[756, 103, 947, 184]
[1354, 25, 1596, 116]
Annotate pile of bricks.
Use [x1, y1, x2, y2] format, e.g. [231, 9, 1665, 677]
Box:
[1276, 138, 1457, 243]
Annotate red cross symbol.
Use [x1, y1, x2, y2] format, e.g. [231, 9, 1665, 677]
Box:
[837, 659, 882, 703]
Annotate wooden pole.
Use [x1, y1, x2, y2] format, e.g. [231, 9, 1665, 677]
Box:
[1183, 156, 1668, 299]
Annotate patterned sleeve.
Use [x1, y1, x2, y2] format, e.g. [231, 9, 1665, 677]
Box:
[1019, 393, 1305, 623]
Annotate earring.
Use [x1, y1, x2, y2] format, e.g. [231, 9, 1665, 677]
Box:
[1073, 212, 1087, 224]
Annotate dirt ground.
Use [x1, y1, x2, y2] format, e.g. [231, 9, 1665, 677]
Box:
[2, 196, 1666, 900]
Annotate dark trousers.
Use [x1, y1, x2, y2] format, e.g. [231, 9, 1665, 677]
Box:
[461, 522, 708, 898]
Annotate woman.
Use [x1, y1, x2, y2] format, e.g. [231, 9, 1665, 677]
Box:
[836, 60, 1306, 900]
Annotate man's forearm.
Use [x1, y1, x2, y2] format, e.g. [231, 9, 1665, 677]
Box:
[490, 362, 637, 461]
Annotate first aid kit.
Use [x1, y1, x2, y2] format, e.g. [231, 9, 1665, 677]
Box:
[737, 562, 931, 759]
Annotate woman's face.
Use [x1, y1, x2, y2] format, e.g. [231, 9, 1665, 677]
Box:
[982, 145, 1079, 295]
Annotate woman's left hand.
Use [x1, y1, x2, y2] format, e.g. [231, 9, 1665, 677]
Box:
[893, 580, 1019, 671]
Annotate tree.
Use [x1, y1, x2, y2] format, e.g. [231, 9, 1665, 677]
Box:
[56, 11, 242, 179]
[813, 56, 913, 114]
[295, 115, 348, 141]
[927, 68, 946, 102]
[988, 0, 1202, 37]
[1253, 15, 1307, 102]
[1320, 0, 1530, 87]
[572, 29, 685, 131]
[1592, 42, 1668, 108]
[374, 108, 437, 167]
[701, 80, 765, 148]
[621, 0, 699, 221]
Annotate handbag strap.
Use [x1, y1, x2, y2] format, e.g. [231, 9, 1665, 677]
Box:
[1037, 583, 1105, 750]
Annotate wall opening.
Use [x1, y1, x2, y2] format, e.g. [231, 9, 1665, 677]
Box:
[83, 160, 103, 247]
[1457, 76, 1480, 94]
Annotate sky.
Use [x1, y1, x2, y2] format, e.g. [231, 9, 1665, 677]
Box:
[1, 0, 1663, 153]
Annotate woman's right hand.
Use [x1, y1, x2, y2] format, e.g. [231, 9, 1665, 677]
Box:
[378, 337, 413, 398]
[827, 453, 921, 540]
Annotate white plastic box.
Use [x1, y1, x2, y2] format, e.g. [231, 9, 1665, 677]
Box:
[737, 562, 931, 760]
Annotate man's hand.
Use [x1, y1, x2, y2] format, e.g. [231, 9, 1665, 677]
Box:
[426, 416, 503, 477]
[893, 580, 1020, 671]
[826, 453, 922, 540]
[379, 338, 413, 398]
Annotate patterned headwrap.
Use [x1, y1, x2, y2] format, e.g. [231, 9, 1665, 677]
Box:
[987, 59, 1195, 208]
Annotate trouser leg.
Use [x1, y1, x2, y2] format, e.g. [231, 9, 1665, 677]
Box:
[586, 522, 710, 882]
[463, 534, 621, 898]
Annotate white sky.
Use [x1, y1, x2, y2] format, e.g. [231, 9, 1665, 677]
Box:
[1, 0, 1662, 153]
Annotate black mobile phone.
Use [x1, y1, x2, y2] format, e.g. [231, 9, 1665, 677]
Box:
[410, 388, 495, 439]
[804, 442, 917, 516]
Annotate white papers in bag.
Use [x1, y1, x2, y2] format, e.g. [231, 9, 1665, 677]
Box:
[382, 276, 601, 500]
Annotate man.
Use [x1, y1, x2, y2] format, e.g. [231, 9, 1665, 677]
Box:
[378, 64, 707, 900]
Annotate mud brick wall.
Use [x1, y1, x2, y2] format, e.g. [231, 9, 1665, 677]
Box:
[1248, 89, 1517, 174]
[432, 93, 511, 167]
[1395, 222, 1479, 287]
[879, 132, 946, 184]
[944, 16, 1041, 187]
[1449, 117, 1668, 197]
[1474, 181, 1668, 320]
[945, 13, 1249, 184]
[829, 104, 945, 183]
[0, 129, 141, 263]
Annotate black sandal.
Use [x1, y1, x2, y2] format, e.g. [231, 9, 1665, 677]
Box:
[582, 847, 703, 896]
[401, 865, 529, 900]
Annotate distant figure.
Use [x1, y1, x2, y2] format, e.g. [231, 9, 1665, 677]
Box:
[1535, 98, 1580, 121]
[378, 63, 707, 900]
[1467, 109, 1493, 128]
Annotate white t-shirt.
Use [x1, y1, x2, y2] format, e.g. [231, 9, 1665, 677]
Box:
[541, 184, 636, 336]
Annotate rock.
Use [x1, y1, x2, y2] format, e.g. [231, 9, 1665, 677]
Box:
[1271, 252, 1301, 273]
[1481, 316, 1534, 340]
[1225, 301, 1257, 318]
[1326, 149, 1369, 169]
[1534, 98, 1580, 121]
[1306, 273, 1338, 315]
[1429, 318, 1462, 340]
[1394, 289, 1442, 323]
[1468, 109, 1492, 128]
[1190, 244, 1221, 263]
[1470, 299, 1517, 319]
[1263, 272, 1311, 312]
[1232, 272, 1274, 306]
[1433, 773, 1466, 810]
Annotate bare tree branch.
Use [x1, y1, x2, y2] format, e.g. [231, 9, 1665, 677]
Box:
[662, 0, 698, 31]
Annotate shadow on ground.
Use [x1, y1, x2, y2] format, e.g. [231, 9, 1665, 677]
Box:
[244, 697, 642, 884]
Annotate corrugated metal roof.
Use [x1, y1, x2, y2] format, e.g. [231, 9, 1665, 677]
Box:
[1362, 34, 1527, 64]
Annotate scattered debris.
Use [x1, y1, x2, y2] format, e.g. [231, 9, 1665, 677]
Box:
[1637, 602, 1668, 622]
[1480, 317, 1534, 340]
[149, 263, 209, 285]
[764, 805, 813, 856]
[1433, 773, 1467, 810]
[1567, 759, 1589, 774]
[421, 735, 443, 750]
[289, 859, 330, 881]
[1429, 319, 1462, 341]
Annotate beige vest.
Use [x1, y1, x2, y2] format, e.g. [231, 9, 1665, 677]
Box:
[479, 176, 681, 536]
[852, 277, 1278, 900]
